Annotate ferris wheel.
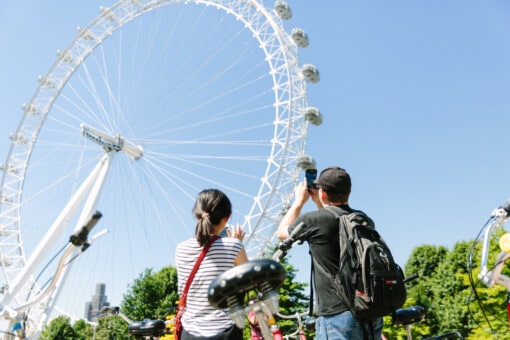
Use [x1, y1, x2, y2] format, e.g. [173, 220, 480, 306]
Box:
[0, 0, 321, 336]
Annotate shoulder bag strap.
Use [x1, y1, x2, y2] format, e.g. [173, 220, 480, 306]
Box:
[178, 235, 220, 310]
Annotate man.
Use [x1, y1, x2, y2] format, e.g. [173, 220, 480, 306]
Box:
[277, 166, 383, 339]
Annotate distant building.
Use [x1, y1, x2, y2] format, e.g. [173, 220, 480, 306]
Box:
[84, 283, 110, 321]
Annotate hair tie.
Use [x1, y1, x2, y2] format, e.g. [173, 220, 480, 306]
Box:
[201, 212, 210, 219]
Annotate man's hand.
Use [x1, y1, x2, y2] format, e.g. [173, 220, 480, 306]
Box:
[308, 184, 323, 209]
[277, 179, 310, 239]
[294, 179, 310, 206]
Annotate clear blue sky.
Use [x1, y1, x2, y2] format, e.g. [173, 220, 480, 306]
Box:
[1, 0, 510, 322]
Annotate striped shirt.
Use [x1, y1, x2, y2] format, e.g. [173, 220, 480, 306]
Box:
[175, 237, 243, 337]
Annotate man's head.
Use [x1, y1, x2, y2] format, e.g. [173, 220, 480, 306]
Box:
[317, 166, 351, 202]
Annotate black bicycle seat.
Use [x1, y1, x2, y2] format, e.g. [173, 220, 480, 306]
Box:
[208, 259, 286, 309]
[128, 319, 166, 337]
[392, 305, 425, 326]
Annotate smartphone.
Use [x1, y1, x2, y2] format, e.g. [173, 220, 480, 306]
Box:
[305, 169, 318, 189]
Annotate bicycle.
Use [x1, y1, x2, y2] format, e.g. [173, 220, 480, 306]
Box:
[206, 222, 313, 339]
[467, 199, 510, 336]
[275, 311, 313, 340]
[390, 200, 510, 339]
[387, 225, 510, 340]
[0, 211, 107, 338]
[206, 258, 289, 339]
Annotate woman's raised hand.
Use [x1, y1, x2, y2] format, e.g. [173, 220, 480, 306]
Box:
[226, 224, 246, 241]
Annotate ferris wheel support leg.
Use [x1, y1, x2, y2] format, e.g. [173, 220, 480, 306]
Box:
[39, 154, 113, 325]
[0, 153, 112, 311]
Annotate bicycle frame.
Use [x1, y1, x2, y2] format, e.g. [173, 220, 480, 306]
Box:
[477, 201, 510, 327]
[478, 204, 510, 289]
[276, 311, 308, 340]
[250, 301, 309, 340]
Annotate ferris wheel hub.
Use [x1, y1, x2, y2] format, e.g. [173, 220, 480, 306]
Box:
[81, 123, 143, 160]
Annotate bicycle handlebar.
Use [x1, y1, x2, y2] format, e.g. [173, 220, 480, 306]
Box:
[272, 222, 304, 262]
[403, 273, 419, 284]
[69, 211, 102, 250]
[276, 311, 308, 320]
[1, 211, 105, 318]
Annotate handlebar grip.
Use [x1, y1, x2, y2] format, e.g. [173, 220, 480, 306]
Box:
[289, 222, 304, 240]
[69, 211, 102, 247]
[272, 222, 305, 261]
[272, 250, 285, 262]
[277, 222, 305, 250]
[501, 200, 510, 215]
[403, 273, 419, 284]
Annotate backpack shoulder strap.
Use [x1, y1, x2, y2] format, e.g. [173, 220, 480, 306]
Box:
[323, 206, 374, 236]
[323, 205, 344, 218]
[346, 211, 375, 231]
[322, 206, 354, 241]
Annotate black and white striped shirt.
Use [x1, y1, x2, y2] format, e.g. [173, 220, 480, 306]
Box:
[175, 237, 243, 337]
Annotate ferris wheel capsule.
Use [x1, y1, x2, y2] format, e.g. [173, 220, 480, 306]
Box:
[274, 0, 292, 20]
[304, 107, 323, 126]
[301, 64, 320, 83]
[297, 155, 316, 170]
[291, 28, 309, 48]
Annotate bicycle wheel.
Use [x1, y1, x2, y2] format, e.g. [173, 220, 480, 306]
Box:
[0, 0, 319, 336]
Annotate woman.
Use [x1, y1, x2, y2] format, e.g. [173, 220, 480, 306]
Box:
[175, 189, 248, 340]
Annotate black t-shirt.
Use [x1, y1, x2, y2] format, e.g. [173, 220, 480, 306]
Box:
[288, 205, 355, 316]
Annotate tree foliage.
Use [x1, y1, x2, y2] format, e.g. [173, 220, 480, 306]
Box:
[94, 315, 130, 339]
[274, 257, 311, 337]
[72, 319, 94, 339]
[383, 230, 510, 339]
[121, 266, 179, 321]
[39, 316, 77, 340]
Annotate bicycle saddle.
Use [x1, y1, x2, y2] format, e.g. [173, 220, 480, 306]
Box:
[392, 305, 425, 326]
[128, 319, 166, 337]
[208, 259, 286, 309]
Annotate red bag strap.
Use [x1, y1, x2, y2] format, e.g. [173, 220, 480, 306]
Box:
[178, 235, 219, 309]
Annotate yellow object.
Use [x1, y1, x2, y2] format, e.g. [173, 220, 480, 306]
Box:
[499, 233, 510, 252]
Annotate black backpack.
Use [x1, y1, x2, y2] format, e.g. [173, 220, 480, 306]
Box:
[326, 207, 406, 321]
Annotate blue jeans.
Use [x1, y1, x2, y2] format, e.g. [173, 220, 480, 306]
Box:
[315, 311, 383, 340]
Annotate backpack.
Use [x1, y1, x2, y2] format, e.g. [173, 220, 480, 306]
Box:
[326, 207, 406, 321]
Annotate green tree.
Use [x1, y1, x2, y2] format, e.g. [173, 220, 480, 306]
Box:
[39, 315, 77, 340]
[94, 315, 130, 339]
[121, 266, 179, 321]
[73, 319, 94, 340]
[382, 245, 445, 340]
[277, 258, 310, 335]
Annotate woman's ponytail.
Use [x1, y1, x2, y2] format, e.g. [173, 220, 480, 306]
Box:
[193, 189, 232, 246]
